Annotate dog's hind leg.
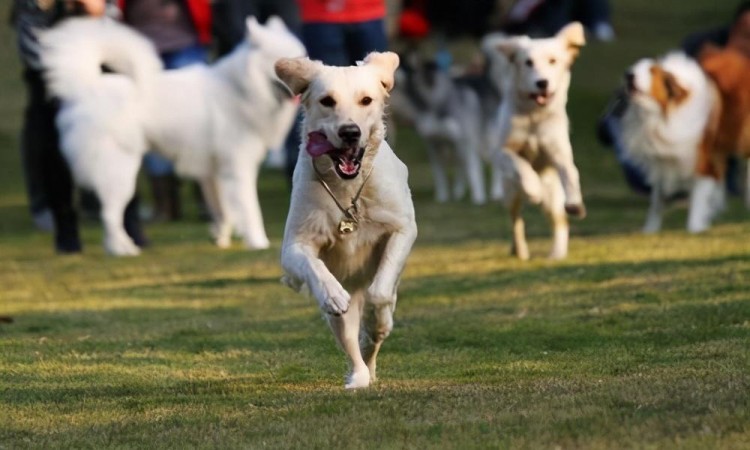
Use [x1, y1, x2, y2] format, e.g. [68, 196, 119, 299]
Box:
[457, 129, 487, 205]
[327, 290, 370, 389]
[199, 177, 232, 248]
[507, 192, 530, 260]
[219, 146, 270, 250]
[539, 167, 568, 260]
[95, 151, 141, 256]
[643, 185, 664, 234]
[361, 300, 395, 382]
[426, 142, 450, 203]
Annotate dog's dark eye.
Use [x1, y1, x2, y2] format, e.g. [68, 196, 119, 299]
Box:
[319, 96, 336, 107]
[360, 96, 373, 106]
[525, 59, 534, 67]
[549, 58, 556, 65]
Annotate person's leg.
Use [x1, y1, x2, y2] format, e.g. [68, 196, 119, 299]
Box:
[20, 69, 53, 230]
[284, 112, 303, 185]
[25, 69, 81, 252]
[576, 0, 615, 41]
[345, 19, 388, 65]
[302, 22, 349, 66]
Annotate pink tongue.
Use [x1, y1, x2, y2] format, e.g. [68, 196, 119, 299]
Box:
[306, 132, 335, 157]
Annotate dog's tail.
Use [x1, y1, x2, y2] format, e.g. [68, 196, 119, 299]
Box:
[39, 17, 163, 101]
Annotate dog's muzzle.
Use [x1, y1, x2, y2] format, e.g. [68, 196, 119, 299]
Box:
[306, 130, 365, 179]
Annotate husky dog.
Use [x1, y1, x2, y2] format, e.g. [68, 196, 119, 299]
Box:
[486, 23, 586, 260]
[276, 52, 417, 389]
[40, 16, 305, 255]
[392, 53, 501, 205]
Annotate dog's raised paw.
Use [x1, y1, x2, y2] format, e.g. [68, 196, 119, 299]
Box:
[320, 281, 351, 316]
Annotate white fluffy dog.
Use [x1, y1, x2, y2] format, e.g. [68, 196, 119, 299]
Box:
[621, 52, 720, 233]
[275, 52, 417, 389]
[487, 23, 586, 260]
[40, 17, 305, 255]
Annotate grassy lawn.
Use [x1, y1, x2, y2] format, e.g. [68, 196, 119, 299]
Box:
[1, 1, 749, 448]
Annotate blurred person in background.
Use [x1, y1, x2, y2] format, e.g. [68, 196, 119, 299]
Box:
[598, 1, 750, 196]
[504, 0, 615, 40]
[212, 0, 301, 56]
[119, 0, 212, 222]
[10, 0, 136, 253]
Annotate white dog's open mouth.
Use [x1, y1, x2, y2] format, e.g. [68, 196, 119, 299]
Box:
[307, 131, 365, 179]
[529, 91, 554, 106]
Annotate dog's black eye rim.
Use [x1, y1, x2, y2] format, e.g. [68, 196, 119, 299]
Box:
[525, 59, 534, 67]
[319, 96, 336, 107]
[360, 96, 373, 106]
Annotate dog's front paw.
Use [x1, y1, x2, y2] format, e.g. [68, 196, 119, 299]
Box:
[565, 203, 586, 219]
[319, 280, 350, 316]
[345, 368, 371, 389]
[210, 223, 232, 248]
[244, 236, 271, 250]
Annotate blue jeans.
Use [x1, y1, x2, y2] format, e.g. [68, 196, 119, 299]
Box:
[143, 44, 209, 176]
[301, 19, 388, 66]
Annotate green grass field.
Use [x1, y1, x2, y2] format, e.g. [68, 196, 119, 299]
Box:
[1, 1, 749, 448]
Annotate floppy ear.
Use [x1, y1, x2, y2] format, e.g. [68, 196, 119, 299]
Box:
[662, 70, 689, 103]
[698, 43, 722, 61]
[557, 22, 586, 59]
[495, 41, 519, 63]
[363, 51, 400, 92]
[274, 57, 321, 95]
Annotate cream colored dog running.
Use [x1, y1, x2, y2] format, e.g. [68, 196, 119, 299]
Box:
[488, 23, 587, 260]
[275, 52, 417, 389]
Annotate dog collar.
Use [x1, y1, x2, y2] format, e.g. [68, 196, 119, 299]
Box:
[312, 160, 374, 235]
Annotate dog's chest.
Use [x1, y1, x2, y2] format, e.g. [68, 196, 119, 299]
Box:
[506, 114, 557, 168]
[320, 205, 391, 285]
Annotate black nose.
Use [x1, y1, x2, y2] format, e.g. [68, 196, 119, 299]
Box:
[536, 79, 549, 90]
[625, 71, 635, 85]
[338, 124, 361, 145]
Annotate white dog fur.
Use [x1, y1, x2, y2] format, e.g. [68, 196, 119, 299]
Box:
[275, 52, 417, 389]
[40, 16, 305, 255]
[621, 52, 721, 233]
[487, 23, 586, 260]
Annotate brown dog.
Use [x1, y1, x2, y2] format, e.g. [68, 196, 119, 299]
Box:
[688, 46, 750, 231]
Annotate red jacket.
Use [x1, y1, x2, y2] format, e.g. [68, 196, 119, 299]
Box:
[298, 0, 385, 23]
[118, 0, 212, 44]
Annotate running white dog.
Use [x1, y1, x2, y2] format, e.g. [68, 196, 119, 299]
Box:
[40, 17, 305, 255]
[487, 23, 586, 260]
[621, 52, 720, 233]
[275, 52, 417, 389]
